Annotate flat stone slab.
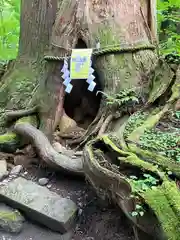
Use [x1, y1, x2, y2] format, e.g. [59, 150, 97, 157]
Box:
[0, 177, 77, 233]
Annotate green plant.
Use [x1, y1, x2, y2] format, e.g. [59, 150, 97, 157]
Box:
[139, 129, 180, 162]
[130, 174, 159, 192]
[129, 174, 159, 217]
[124, 111, 149, 138]
[97, 88, 139, 107]
[174, 111, 180, 119]
[131, 204, 145, 217]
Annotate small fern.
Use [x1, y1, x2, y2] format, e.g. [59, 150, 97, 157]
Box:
[97, 88, 139, 107]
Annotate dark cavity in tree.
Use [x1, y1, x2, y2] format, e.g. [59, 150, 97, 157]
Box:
[64, 38, 102, 129]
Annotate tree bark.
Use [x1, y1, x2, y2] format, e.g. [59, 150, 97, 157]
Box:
[0, 0, 57, 115]
[0, 1, 179, 239]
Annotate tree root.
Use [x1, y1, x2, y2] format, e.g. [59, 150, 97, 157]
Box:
[98, 114, 113, 136]
[5, 106, 38, 122]
[81, 71, 180, 239]
[83, 135, 180, 239]
[0, 115, 38, 153]
[13, 122, 84, 176]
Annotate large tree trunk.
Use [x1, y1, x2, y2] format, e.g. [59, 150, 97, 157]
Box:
[50, 0, 158, 145]
[0, 1, 180, 239]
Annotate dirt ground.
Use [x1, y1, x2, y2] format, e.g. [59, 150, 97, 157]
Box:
[0, 166, 134, 240]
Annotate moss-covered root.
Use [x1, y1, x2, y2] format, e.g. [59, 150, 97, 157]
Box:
[0, 115, 38, 153]
[127, 104, 170, 142]
[143, 186, 180, 240]
[92, 135, 180, 239]
[128, 144, 180, 178]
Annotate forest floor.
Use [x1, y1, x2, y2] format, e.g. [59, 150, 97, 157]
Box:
[0, 164, 134, 240]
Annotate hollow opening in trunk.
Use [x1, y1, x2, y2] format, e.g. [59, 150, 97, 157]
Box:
[63, 39, 102, 129]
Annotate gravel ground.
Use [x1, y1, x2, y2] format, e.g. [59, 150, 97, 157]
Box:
[0, 166, 134, 240]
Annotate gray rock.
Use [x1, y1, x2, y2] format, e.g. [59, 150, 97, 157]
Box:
[0, 160, 8, 181]
[10, 165, 23, 176]
[0, 203, 24, 233]
[38, 178, 49, 186]
[0, 222, 73, 240]
[0, 177, 77, 233]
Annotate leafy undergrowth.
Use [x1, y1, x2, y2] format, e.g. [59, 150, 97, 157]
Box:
[139, 129, 180, 162]
[124, 110, 180, 163]
[0, 0, 20, 61]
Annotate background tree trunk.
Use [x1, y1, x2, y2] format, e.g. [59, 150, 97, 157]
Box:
[0, 0, 57, 132]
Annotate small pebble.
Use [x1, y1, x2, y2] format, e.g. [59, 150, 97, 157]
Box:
[38, 178, 49, 186]
[10, 165, 23, 176]
[78, 208, 83, 216]
[47, 184, 52, 188]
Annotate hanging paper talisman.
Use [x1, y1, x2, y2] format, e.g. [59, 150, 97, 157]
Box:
[62, 49, 96, 93]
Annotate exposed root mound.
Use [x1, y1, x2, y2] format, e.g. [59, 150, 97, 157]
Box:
[83, 135, 180, 240]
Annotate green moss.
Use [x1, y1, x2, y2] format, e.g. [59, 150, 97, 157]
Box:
[147, 60, 174, 104]
[97, 25, 121, 49]
[120, 154, 163, 178]
[100, 135, 129, 156]
[128, 143, 180, 177]
[0, 132, 17, 143]
[0, 211, 20, 221]
[87, 131, 180, 240]
[0, 115, 38, 152]
[1, 64, 40, 109]
[16, 115, 38, 126]
[168, 82, 180, 103]
[143, 186, 180, 240]
[162, 180, 180, 220]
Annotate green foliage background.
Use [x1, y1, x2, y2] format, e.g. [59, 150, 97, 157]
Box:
[157, 0, 180, 54]
[0, 0, 20, 62]
[0, 0, 179, 61]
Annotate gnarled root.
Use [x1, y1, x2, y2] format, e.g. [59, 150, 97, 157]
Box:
[83, 135, 180, 239]
[13, 122, 84, 176]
